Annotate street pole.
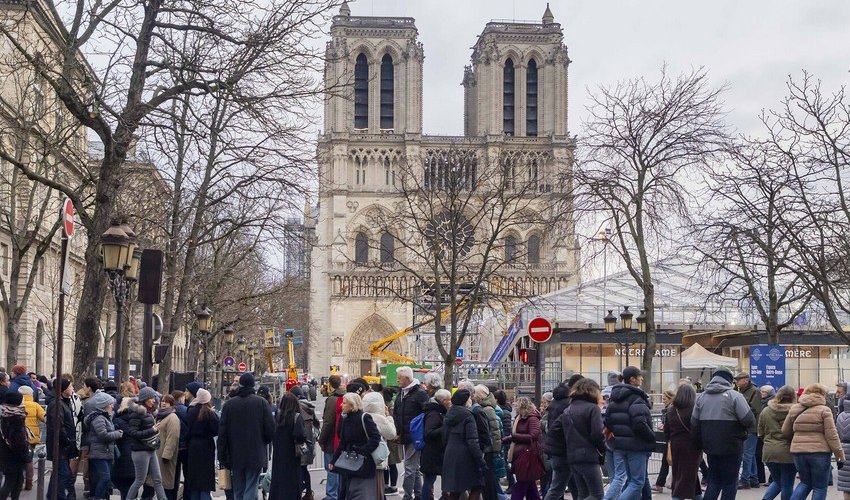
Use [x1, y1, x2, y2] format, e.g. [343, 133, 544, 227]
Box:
[142, 303, 153, 383]
[534, 341, 544, 407]
[50, 234, 67, 500]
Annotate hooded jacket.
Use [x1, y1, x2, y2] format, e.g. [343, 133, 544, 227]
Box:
[421, 399, 447, 476]
[363, 392, 396, 469]
[737, 381, 763, 420]
[441, 405, 486, 492]
[562, 395, 606, 465]
[837, 399, 850, 492]
[22, 392, 45, 445]
[544, 385, 571, 457]
[782, 392, 844, 460]
[758, 398, 793, 464]
[478, 393, 503, 453]
[0, 404, 29, 466]
[692, 375, 755, 456]
[85, 409, 123, 460]
[604, 383, 655, 452]
[9, 374, 33, 394]
[122, 399, 158, 452]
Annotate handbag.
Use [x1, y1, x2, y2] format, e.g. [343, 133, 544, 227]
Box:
[363, 413, 390, 467]
[334, 450, 366, 475]
[140, 433, 160, 451]
[217, 468, 232, 490]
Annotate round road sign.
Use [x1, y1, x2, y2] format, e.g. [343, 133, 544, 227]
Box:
[223, 356, 235, 367]
[528, 317, 553, 343]
[238, 362, 247, 372]
[62, 198, 75, 237]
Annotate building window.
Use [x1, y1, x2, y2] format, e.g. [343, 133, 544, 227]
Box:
[355, 157, 366, 185]
[355, 232, 368, 264]
[0, 242, 9, 276]
[354, 53, 369, 129]
[528, 234, 540, 264]
[384, 157, 395, 186]
[529, 158, 539, 190]
[380, 54, 394, 130]
[38, 258, 46, 286]
[526, 59, 538, 137]
[503, 58, 515, 136]
[380, 232, 394, 263]
[505, 235, 517, 263]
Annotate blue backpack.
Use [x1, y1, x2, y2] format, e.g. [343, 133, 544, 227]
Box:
[410, 413, 426, 450]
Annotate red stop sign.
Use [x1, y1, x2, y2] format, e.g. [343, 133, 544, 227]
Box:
[238, 362, 247, 372]
[528, 317, 553, 343]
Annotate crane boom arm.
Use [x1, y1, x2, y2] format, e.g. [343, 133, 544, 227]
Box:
[369, 299, 470, 363]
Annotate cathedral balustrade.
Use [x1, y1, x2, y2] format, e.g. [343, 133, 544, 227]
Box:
[329, 272, 572, 298]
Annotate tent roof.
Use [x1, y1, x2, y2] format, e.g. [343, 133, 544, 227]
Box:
[680, 343, 738, 369]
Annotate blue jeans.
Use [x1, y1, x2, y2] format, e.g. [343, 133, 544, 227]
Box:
[763, 462, 797, 500]
[89, 458, 112, 499]
[324, 452, 341, 500]
[741, 433, 759, 483]
[230, 467, 261, 500]
[790, 453, 831, 500]
[616, 450, 650, 500]
[704, 454, 742, 500]
[422, 473, 438, 500]
[48, 459, 73, 500]
[603, 450, 626, 500]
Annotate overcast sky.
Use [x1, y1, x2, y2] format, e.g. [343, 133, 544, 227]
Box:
[339, 0, 850, 137]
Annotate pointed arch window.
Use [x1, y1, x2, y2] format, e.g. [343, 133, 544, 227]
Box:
[354, 53, 369, 129]
[528, 234, 541, 264]
[503, 58, 515, 136]
[526, 59, 538, 137]
[355, 232, 369, 264]
[505, 235, 517, 263]
[380, 54, 394, 130]
[380, 232, 395, 263]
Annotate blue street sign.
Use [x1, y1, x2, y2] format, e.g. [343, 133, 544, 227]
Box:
[456, 348, 464, 359]
[223, 356, 235, 367]
[750, 345, 785, 388]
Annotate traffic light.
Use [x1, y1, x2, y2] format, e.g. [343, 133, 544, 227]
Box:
[518, 348, 537, 367]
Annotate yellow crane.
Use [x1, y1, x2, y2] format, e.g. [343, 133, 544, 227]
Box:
[264, 328, 300, 382]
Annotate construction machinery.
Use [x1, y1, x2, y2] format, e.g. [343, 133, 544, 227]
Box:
[264, 328, 301, 391]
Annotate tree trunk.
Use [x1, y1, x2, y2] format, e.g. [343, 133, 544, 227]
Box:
[5, 313, 20, 371]
[640, 283, 656, 393]
[443, 353, 454, 389]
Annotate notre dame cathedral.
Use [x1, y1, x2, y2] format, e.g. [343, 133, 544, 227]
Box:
[308, 2, 579, 376]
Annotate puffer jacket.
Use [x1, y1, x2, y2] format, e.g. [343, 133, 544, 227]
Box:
[604, 383, 655, 452]
[478, 393, 503, 453]
[757, 399, 793, 464]
[22, 393, 45, 445]
[836, 399, 850, 492]
[85, 410, 123, 460]
[782, 392, 844, 461]
[363, 392, 397, 469]
[692, 375, 755, 455]
[544, 386, 571, 457]
[122, 399, 158, 452]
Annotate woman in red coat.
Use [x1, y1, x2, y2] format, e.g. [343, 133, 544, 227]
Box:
[503, 397, 544, 500]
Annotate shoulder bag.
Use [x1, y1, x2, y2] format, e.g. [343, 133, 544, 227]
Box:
[141, 432, 161, 451]
[365, 413, 390, 467]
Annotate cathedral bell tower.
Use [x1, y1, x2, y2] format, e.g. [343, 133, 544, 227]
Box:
[323, 1, 424, 135]
[463, 3, 570, 137]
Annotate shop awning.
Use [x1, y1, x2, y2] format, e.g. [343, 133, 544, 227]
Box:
[680, 343, 738, 369]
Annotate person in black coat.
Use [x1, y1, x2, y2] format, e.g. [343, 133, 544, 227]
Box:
[562, 379, 606, 500]
[218, 373, 275, 500]
[441, 390, 486, 500]
[329, 393, 381, 500]
[0, 392, 29, 500]
[269, 393, 306, 500]
[112, 400, 143, 500]
[46, 378, 79, 500]
[185, 389, 219, 500]
[421, 390, 450, 500]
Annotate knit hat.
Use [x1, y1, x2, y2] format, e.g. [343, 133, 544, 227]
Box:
[18, 386, 33, 396]
[239, 373, 255, 388]
[104, 381, 119, 392]
[91, 391, 115, 410]
[185, 381, 202, 397]
[195, 389, 212, 405]
[137, 386, 158, 403]
[4, 392, 23, 406]
[290, 385, 303, 398]
[11, 365, 26, 376]
[59, 379, 72, 392]
[451, 389, 470, 406]
[607, 371, 622, 386]
[712, 368, 734, 384]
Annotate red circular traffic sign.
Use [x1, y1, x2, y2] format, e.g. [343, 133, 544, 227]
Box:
[238, 362, 247, 372]
[62, 198, 75, 237]
[528, 317, 553, 343]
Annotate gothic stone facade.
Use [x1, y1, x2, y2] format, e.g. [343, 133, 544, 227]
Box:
[309, 4, 578, 376]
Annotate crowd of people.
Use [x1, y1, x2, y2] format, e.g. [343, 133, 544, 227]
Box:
[2, 363, 850, 500]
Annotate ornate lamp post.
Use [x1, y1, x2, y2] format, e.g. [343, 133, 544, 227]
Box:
[102, 219, 139, 380]
[604, 307, 637, 367]
[196, 306, 213, 385]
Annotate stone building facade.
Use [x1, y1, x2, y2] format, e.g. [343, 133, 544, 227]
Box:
[309, 3, 579, 377]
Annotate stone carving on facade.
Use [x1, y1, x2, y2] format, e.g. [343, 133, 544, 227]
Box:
[346, 200, 359, 213]
[332, 336, 343, 355]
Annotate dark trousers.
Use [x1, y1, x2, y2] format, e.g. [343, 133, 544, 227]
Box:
[572, 462, 603, 500]
[756, 438, 766, 484]
[300, 465, 311, 493]
[656, 459, 670, 487]
[703, 454, 742, 500]
[48, 459, 74, 500]
[0, 465, 25, 500]
[88, 459, 111, 500]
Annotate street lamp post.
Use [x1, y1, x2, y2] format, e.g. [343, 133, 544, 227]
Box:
[196, 306, 213, 385]
[604, 306, 636, 367]
[101, 219, 140, 380]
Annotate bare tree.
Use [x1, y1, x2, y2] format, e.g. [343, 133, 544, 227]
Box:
[575, 67, 728, 390]
[693, 140, 810, 344]
[0, 0, 337, 378]
[346, 141, 567, 387]
[763, 73, 850, 344]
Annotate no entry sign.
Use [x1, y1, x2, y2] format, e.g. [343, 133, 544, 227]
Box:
[62, 198, 75, 237]
[528, 317, 553, 343]
[238, 362, 247, 372]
